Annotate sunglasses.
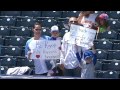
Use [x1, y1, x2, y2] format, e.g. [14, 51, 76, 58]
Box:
[69, 21, 78, 23]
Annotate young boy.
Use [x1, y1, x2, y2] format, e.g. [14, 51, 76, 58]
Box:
[81, 50, 97, 79]
[45, 25, 63, 76]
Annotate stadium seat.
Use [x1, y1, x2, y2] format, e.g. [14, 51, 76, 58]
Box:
[57, 18, 69, 29]
[10, 27, 32, 37]
[16, 17, 36, 27]
[98, 30, 118, 40]
[0, 46, 22, 56]
[59, 28, 69, 37]
[96, 49, 108, 59]
[41, 27, 51, 36]
[62, 11, 80, 18]
[42, 11, 62, 17]
[16, 58, 34, 67]
[4, 36, 26, 46]
[108, 19, 120, 30]
[0, 26, 10, 36]
[94, 40, 113, 50]
[102, 61, 111, 70]
[95, 61, 103, 70]
[0, 16, 16, 26]
[0, 11, 21, 16]
[113, 42, 120, 50]
[107, 11, 120, 19]
[108, 60, 120, 71]
[0, 66, 8, 75]
[21, 11, 41, 17]
[102, 70, 119, 79]
[117, 33, 120, 40]
[108, 50, 120, 60]
[0, 57, 17, 67]
[42, 18, 57, 28]
[0, 37, 4, 46]
[95, 70, 104, 78]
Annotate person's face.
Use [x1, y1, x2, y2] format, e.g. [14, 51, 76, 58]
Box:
[69, 17, 78, 25]
[85, 57, 93, 63]
[33, 25, 42, 35]
[99, 19, 106, 25]
[51, 31, 59, 38]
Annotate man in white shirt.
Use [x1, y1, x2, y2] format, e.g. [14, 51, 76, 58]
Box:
[25, 22, 50, 75]
[60, 17, 81, 77]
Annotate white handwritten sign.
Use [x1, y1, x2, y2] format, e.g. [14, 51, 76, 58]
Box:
[29, 40, 61, 60]
[70, 24, 96, 49]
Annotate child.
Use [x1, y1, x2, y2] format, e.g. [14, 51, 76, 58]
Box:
[98, 13, 110, 33]
[45, 25, 63, 76]
[81, 50, 97, 79]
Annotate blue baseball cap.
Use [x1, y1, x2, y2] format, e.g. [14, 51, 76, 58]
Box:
[84, 50, 94, 60]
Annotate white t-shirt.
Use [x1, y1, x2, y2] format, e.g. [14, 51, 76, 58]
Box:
[28, 37, 48, 74]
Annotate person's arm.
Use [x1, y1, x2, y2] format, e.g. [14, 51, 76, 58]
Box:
[25, 40, 31, 60]
[77, 12, 85, 25]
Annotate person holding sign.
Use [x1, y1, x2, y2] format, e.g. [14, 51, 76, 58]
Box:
[25, 22, 50, 76]
[60, 17, 82, 77]
[45, 25, 63, 76]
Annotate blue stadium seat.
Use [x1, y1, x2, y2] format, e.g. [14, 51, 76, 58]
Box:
[102, 70, 119, 79]
[98, 30, 118, 40]
[0, 57, 17, 67]
[95, 61, 103, 70]
[108, 60, 120, 71]
[96, 49, 108, 59]
[0, 26, 10, 37]
[42, 18, 57, 28]
[62, 11, 80, 18]
[4, 36, 26, 46]
[0, 11, 21, 16]
[107, 11, 120, 19]
[0, 16, 16, 26]
[10, 27, 31, 37]
[0, 46, 22, 56]
[21, 11, 41, 17]
[57, 18, 69, 29]
[0, 66, 8, 75]
[42, 11, 62, 17]
[16, 58, 34, 67]
[108, 19, 120, 30]
[16, 17, 36, 27]
[108, 50, 120, 60]
[94, 40, 113, 50]
[59, 28, 69, 37]
[0, 37, 4, 46]
[113, 42, 120, 50]
[41, 27, 51, 36]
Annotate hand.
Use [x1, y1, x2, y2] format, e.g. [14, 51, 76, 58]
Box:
[27, 51, 32, 60]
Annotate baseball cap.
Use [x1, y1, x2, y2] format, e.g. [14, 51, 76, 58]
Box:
[51, 25, 59, 32]
[84, 50, 94, 60]
[99, 13, 109, 20]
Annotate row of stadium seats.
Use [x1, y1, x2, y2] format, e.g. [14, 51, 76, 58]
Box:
[0, 11, 81, 18]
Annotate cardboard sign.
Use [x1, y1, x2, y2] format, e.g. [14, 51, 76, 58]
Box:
[70, 24, 96, 49]
[29, 40, 61, 60]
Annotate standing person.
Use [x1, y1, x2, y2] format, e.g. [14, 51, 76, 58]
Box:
[77, 11, 98, 53]
[81, 50, 97, 79]
[45, 25, 63, 76]
[60, 17, 82, 77]
[25, 22, 50, 76]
